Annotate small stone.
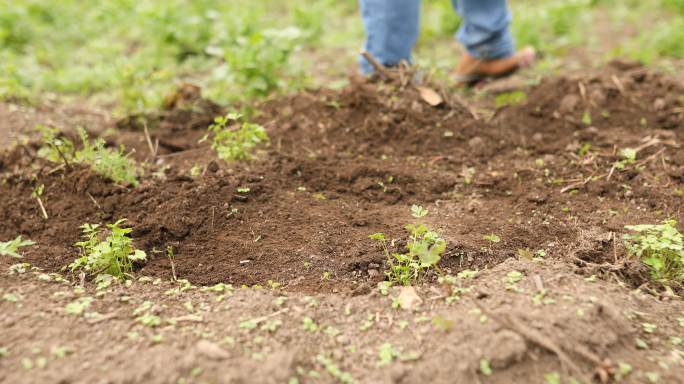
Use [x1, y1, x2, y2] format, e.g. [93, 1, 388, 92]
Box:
[532, 133, 543, 142]
[367, 269, 380, 278]
[589, 89, 606, 106]
[207, 161, 219, 173]
[558, 94, 580, 114]
[397, 286, 423, 311]
[468, 136, 485, 149]
[653, 98, 666, 111]
[195, 340, 230, 360]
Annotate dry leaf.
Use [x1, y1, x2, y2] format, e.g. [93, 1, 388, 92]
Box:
[416, 86, 443, 107]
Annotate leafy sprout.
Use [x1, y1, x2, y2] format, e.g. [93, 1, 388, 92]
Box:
[0, 236, 35, 258]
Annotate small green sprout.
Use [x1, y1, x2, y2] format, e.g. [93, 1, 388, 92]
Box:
[544, 372, 560, 384]
[642, 323, 657, 333]
[377, 343, 399, 367]
[302, 316, 318, 333]
[479, 358, 492, 376]
[316, 354, 354, 384]
[0, 236, 35, 258]
[65, 296, 94, 316]
[483, 234, 501, 243]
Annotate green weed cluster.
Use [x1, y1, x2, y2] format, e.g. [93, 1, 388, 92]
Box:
[203, 113, 269, 161]
[70, 219, 146, 279]
[370, 205, 446, 286]
[624, 220, 684, 286]
[38, 126, 140, 186]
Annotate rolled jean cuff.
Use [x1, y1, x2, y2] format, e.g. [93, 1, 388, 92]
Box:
[463, 28, 515, 60]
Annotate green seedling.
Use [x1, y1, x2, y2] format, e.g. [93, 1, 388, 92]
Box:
[544, 372, 560, 384]
[36, 125, 75, 165]
[479, 358, 492, 376]
[614, 147, 637, 170]
[302, 316, 319, 333]
[316, 354, 354, 384]
[202, 113, 269, 161]
[483, 234, 501, 243]
[65, 296, 93, 316]
[614, 362, 633, 382]
[624, 220, 684, 286]
[369, 205, 446, 286]
[70, 219, 147, 279]
[377, 343, 399, 367]
[0, 236, 35, 258]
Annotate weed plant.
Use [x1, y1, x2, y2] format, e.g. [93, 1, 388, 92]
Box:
[203, 113, 269, 161]
[624, 220, 684, 286]
[0, 236, 34, 258]
[370, 205, 446, 286]
[70, 219, 146, 279]
[38, 126, 140, 186]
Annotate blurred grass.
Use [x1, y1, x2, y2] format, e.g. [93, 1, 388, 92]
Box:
[0, 0, 682, 114]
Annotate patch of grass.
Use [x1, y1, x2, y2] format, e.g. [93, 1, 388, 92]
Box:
[369, 205, 446, 286]
[624, 220, 684, 286]
[316, 354, 354, 384]
[203, 113, 269, 161]
[75, 128, 140, 186]
[0, 236, 34, 258]
[494, 91, 527, 108]
[70, 219, 147, 279]
[38, 126, 140, 186]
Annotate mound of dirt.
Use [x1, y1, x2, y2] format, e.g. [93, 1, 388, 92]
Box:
[1, 67, 683, 295]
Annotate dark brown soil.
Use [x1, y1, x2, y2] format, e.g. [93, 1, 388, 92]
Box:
[1, 66, 684, 296]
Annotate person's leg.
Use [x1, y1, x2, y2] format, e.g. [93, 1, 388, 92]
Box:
[359, 0, 421, 74]
[451, 0, 535, 81]
[452, 0, 514, 60]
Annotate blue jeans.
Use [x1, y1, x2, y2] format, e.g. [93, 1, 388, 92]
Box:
[359, 0, 514, 74]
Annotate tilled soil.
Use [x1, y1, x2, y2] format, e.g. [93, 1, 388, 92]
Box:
[2, 65, 683, 292]
[1, 65, 684, 383]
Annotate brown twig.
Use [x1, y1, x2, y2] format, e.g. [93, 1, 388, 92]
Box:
[610, 75, 625, 96]
[86, 192, 101, 210]
[36, 197, 48, 219]
[143, 122, 157, 160]
[361, 50, 389, 78]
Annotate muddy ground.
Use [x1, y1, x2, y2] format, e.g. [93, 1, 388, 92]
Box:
[1, 64, 684, 383]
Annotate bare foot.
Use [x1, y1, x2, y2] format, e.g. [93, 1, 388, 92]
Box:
[453, 46, 536, 84]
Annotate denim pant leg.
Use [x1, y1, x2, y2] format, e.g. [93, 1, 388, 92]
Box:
[358, 0, 421, 74]
[451, 0, 515, 60]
